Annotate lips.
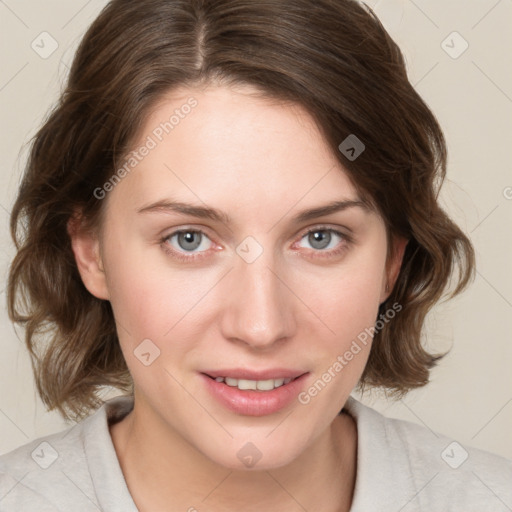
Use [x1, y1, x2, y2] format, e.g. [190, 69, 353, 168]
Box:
[200, 371, 310, 416]
[202, 368, 307, 381]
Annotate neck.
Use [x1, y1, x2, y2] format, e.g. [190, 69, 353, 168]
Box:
[110, 399, 357, 512]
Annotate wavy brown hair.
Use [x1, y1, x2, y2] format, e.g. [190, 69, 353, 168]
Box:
[8, 0, 474, 420]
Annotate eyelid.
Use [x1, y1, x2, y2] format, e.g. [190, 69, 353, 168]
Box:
[161, 225, 216, 244]
[296, 224, 352, 241]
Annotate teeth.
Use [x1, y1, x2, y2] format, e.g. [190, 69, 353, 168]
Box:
[214, 376, 293, 391]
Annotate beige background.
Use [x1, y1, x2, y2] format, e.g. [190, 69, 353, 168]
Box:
[1, 0, 511, 461]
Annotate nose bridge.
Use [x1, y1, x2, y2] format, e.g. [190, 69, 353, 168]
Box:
[221, 245, 294, 348]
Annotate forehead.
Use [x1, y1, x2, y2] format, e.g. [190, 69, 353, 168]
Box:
[110, 85, 366, 223]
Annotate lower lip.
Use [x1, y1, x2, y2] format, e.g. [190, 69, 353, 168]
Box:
[200, 373, 309, 416]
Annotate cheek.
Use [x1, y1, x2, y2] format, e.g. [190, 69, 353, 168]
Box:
[100, 228, 168, 338]
[295, 247, 387, 347]
[101, 231, 220, 347]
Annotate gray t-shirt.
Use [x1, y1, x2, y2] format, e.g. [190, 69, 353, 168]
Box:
[1, 396, 511, 511]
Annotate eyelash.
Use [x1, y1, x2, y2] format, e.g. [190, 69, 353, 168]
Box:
[160, 225, 352, 263]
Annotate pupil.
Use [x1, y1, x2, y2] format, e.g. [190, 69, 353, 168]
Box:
[310, 230, 330, 250]
[179, 231, 201, 251]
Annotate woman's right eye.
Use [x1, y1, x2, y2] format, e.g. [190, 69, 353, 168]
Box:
[160, 229, 215, 262]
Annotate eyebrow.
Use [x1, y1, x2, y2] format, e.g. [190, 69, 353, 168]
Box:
[136, 198, 371, 225]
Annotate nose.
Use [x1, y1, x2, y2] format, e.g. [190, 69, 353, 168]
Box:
[220, 249, 296, 350]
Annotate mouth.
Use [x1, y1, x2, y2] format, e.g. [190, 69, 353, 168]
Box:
[200, 370, 310, 416]
[202, 373, 305, 392]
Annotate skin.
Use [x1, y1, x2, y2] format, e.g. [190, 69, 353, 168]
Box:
[70, 84, 406, 512]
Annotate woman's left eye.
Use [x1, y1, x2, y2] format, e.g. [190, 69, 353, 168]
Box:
[296, 228, 346, 253]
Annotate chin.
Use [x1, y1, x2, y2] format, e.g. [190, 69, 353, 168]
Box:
[199, 436, 304, 472]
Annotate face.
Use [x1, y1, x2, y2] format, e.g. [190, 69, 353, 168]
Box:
[75, 84, 400, 470]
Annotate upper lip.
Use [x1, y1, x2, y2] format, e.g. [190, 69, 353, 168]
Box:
[202, 368, 308, 380]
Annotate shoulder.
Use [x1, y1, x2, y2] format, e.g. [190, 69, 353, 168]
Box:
[345, 396, 512, 512]
[0, 396, 134, 511]
[0, 417, 94, 511]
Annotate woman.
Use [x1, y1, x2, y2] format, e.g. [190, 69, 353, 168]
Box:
[1, 0, 510, 510]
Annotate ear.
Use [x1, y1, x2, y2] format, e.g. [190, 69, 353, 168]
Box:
[67, 213, 110, 300]
[380, 235, 408, 303]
